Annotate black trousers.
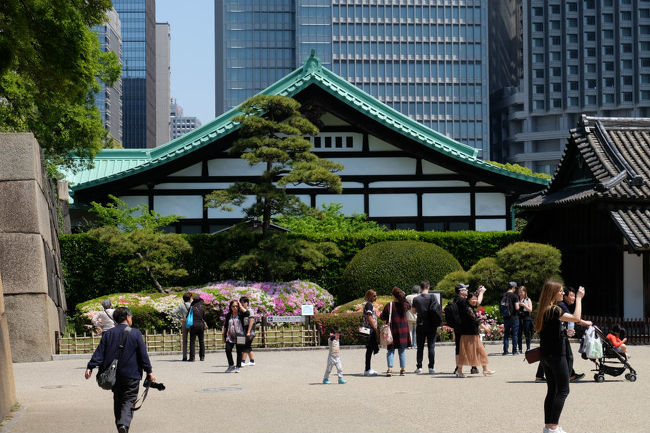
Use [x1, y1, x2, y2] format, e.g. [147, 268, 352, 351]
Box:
[225, 341, 242, 367]
[189, 327, 205, 360]
[365, 330, 379, 371]
[112, 377, 140, 430]
[536, 338, 575, 378]
[541, 355, 571, 425]
[416, 325, 437, 369]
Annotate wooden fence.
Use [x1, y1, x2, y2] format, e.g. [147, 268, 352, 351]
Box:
[55, 325, 320, 355]
[583, 315, 650, 345]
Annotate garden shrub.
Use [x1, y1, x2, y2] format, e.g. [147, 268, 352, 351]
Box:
[341, 241, 462, 302]
[435, 270, 470, 299]
[467, 257, 508, 304]
[495, 242, 562, 298]
[312, 312, 367, 346]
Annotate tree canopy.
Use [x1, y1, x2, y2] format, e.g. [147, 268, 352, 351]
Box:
[0, 0, 121, 170]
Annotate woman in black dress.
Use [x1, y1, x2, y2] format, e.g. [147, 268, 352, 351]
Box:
[362, 290, 379, 376]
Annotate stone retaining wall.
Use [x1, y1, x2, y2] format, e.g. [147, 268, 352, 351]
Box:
[0, 272, 17, 421]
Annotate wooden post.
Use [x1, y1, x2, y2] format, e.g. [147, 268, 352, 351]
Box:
[261, 317, 267, 348]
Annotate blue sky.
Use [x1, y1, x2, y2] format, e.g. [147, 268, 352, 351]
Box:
[156, 0, 214, 124]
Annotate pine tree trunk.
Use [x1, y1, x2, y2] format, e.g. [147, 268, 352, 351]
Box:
[135, 252, 164, 293]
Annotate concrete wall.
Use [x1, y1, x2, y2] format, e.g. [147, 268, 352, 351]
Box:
[0, 133, 66, 362]
[0, 272, 17, 421]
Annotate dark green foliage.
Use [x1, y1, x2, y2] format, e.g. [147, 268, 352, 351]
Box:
[312, 312, 368, 345]
[495, 242, 562, 298]
[467, 257, 508, 304]
[274, 203, 386, 234]
[128, 305, 170, 332]
[60, 230, 521, 309]
[435, 270, 471, 299]
[486, 161, 552, 180]
[341, 241, 462, 302]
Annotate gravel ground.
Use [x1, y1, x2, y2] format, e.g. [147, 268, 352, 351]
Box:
[2, 342, 647, 433]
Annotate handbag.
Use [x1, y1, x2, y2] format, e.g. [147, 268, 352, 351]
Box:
[379, 302, 394, 347]
[236, 335, 246, 345]
[524, 347, 541, 364]
[587, 337, 603, 359]
[97, 327, 131, 390]
[358, 326, 371, 335]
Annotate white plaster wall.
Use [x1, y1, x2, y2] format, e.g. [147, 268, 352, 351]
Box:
[475, 219, 507, 232]
[475, 193, 506, 216]
[370, 180, 469, 188]
[208, 159, 265, 176]
[422, 160, 456, 175]
[476, 181, 495, 187]
[328, 157, 415, 175]
[422, 193, 470, 216]
[368, 135, 401, 151]
[117, 196, 148, 216]
[316, 194, 364, 215]
[623, 252, 644, 320]
[206, 195, 256, 219]
[154, 196, 202, 219]
[369, 194, 417, 216]
[169, 162, 202, 176]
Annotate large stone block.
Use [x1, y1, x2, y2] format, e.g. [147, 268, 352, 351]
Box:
[0, 314, 17, 420]
[4, 293, 54, 362]
[0, 181, 53, 245]
[0, 233, 48, 295]
[0, 133, 43, 188]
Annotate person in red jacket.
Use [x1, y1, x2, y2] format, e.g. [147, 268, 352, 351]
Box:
[606, 324, 628, 354]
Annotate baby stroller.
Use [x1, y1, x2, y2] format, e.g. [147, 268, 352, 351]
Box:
[587, 325, 637, 383]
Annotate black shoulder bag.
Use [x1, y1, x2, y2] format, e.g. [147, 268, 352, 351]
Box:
[97, 326, 132, 390]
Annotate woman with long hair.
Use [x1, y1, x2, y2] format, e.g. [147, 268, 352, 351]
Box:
[362, 289, 379, 376]
[534, 281, 586, 433]
[456, 291, 495, 378]
[379, 286, 411, 376]
[222, 299, 245, 373]
[517, 286, 534, 352]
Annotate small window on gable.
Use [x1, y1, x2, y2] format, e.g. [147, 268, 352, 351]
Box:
[335, 136, 343, 148]
[346, 136, 354, 148]
[314, 136, 321, 148]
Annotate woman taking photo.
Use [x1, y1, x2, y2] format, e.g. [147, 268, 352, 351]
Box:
[517, 286, 533, 353]
[222, 299, 245, 373]
[362, 290, 379, 376]
[535, 281, 586, 433]
[379, 287, 411, 376]
[456, 291, 495, 378]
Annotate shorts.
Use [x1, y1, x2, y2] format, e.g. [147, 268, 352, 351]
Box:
[241, 335, 255, 353]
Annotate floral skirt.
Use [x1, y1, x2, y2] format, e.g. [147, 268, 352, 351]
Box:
[458, 334, 488, 366]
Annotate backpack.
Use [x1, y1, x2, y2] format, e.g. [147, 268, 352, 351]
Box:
[499, 293, 512, 318]
[444, 301, 461, 329]
[428, 295, 443, 328]
[185, 305, 194, 328]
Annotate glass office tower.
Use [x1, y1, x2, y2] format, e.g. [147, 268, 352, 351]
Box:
[490, 0, 650, 173]
[113, 0, 157, 149]
[216, 0, 490, 158]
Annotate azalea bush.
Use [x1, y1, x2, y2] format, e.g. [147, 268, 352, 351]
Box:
[74, 280, 334, 333]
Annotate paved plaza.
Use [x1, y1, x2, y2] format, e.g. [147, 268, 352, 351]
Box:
[2, 342, 648, 433]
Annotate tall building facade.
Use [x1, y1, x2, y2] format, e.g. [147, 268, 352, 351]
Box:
[215, 0, 490, 158]
[113, 0, 157, 149]
[170, 98, 203, 139]
[156, 22, 171, 146]
[93, 8, 123, 144]
[490, 0, 650, 174]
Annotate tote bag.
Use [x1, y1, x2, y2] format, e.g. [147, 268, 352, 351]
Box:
[379, 302, 393, 347]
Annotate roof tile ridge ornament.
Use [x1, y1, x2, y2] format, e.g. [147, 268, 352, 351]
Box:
[303, 50, 322, 75]
[594, 119, 645, 187]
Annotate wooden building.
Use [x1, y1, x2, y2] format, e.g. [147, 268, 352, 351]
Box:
[519, 115, 650, 319]
[65, 53, 546, 233]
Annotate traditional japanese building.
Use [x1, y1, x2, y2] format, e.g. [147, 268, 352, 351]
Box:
[519, 115, 650, 319]
[65, 53, 547, 234]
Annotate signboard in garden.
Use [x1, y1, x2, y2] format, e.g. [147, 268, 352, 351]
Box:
[267, 315, 305, 323]
[301, 305, 314, 316]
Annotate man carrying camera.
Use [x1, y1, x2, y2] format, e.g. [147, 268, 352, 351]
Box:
[85, 307, 157, 433]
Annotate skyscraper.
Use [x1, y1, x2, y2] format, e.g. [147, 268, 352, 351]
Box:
[92, 8, 123, 144]
[170, 98, 203, 139]
[490, 0, 650, 173]
[156, 22, 171, 146]
[113, 0, 157, 149]
[215, 0, 490, 158]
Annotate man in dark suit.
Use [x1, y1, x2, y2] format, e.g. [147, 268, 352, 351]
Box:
[85, 307, 156, 433]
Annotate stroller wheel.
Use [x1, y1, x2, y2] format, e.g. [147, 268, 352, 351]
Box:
[627, 374, 637, 382]
[594, 374, 605, 383]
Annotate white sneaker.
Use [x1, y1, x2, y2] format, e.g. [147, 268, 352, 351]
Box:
[242, 361, 250, 366]
[414, 368, 422, 374]
[363, 369, 378, 376]
[543, 427, 565, 433]
[248, 360, 255, 366]
[429, 368, 436, 374]
[234, 367, 240, 373]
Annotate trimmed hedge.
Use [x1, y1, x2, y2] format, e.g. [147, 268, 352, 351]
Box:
[341, 240, 462, 302]
[60, 230, 521, 308]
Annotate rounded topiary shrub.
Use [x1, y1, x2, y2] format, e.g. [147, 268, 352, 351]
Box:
[495, 241, 562, 299]
[435, 270, 470, 300]
[467, 257, 508, 305]
[341, 240, 462, 302]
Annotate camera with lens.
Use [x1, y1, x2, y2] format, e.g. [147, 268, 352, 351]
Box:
[144, 376, 165, 391]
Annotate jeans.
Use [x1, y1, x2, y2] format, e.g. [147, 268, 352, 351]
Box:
[541, 355, 571, 424]
[189, 326, 205, 360]
[225, 341, 242, 367]
[518, 319, 533, 352]
[112, 376, 139, 430]
[408, 322, 417, 348]
[416, 325, 437, 369]
[503, 316, 519, 354]
[386, 346, 406, 368]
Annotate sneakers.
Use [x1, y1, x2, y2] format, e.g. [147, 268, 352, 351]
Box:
[470, 366, 479, 374]
[399, 368, 406, 376]
[248, 360, 255, 366]
[363, 369, 378, 376]
[386, 369, 392, 377]
[234, 367, 240, 373]
[455, 372, 466, 378]
[242, 360, 251, 366]
[338, 378, 347, 384]
[323, 378, 330, 384]
[117, 425, 128, 433]
[225, 365, 234, 373]
[542, 427, 566, 433]
[428, 368, 436, 374]
[414, 367, 422, 374]
[569, 373, 584, 382]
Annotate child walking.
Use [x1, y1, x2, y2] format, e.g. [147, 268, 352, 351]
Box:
[323, 328, 346, 384]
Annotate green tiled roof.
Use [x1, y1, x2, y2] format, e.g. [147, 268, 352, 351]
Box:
[64, 53, 549, 190]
